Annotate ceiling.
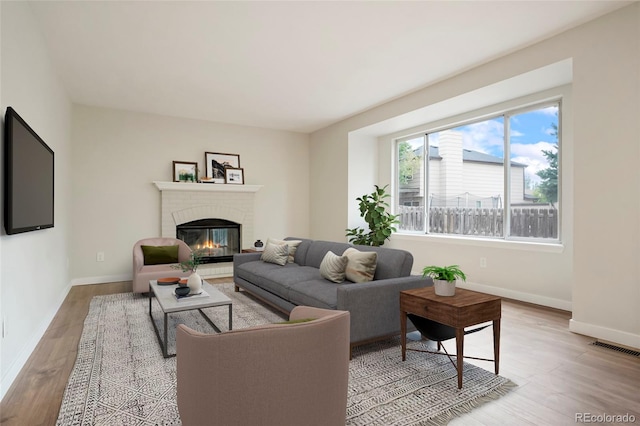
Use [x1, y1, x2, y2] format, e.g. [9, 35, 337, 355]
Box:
[28, 1, 631, 133]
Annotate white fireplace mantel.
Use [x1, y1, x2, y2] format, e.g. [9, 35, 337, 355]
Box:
[154, 181, 261, 278]
[153, 181, 262, 193]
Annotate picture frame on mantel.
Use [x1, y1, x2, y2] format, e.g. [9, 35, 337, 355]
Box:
[205, 152, 240, 184]
[172, 161, 198, 183]
[225, 167, 244, 185]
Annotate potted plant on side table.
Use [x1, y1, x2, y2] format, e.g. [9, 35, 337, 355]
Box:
[422, 264, 466, 297]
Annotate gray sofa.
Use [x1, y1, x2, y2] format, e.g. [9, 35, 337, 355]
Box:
[233, 237, 432, 347]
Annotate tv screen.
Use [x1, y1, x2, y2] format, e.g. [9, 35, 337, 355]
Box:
[3, 107, 54, 235]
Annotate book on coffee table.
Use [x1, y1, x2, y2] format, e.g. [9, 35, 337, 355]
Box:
[174, 289, 209, 301]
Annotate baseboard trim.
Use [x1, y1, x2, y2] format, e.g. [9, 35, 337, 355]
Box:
[455, 280, 572, 311]
[71, 267, 234, 286]
[0, 284, 71, 401]
[570, 319, 640, 351]
[71, 274, 132, 286]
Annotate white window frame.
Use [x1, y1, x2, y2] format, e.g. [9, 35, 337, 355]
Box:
[394, 99, 562, 244]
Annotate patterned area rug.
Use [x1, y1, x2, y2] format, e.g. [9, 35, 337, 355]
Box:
[56, 282, 515, 425]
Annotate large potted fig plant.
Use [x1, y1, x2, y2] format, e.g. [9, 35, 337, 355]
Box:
[345, 185, 399, 247]
[422, 265, 466, 296]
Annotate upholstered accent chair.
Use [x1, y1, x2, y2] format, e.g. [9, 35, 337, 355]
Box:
[132, 237, 191, 293]
[176, 306, 351, 426]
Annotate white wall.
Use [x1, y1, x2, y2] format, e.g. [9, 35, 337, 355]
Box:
[310, 122, 350, 241]
[0, 1, 72, 398]
[569, 5, 640, 349]
[70, 105, 310, 283]
[347, 133, 378, 232]
[310, 4, 639, 349]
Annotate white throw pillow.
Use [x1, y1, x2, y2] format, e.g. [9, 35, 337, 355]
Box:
[267, 238, 302, 263]
[261, 242, 289, 266]
[319, 251, 348, 283]
[343, 247, 378, 283]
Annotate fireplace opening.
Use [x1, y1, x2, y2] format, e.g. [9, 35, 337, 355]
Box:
[176, 218, 241, 264]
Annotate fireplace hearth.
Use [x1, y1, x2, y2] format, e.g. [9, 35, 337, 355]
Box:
[176, 218, 240, 264]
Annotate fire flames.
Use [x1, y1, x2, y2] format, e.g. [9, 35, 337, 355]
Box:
[194, 241, 223, 256]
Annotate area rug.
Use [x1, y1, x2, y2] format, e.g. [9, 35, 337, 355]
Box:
[56, 283, 515, 425]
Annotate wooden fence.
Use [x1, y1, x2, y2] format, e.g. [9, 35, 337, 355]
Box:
[397, 206, 558, 238]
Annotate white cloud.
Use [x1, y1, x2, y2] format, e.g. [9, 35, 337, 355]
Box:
[511, 141, 556, 184]
[538, 105, 559, 116]
[455, 120, 504, 154]
[511, 141, 556, 159]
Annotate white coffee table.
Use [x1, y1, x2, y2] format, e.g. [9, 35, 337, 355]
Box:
[149, 280, 233, 358]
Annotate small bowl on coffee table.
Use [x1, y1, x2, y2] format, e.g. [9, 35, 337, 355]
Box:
[175, 286, 190, 297]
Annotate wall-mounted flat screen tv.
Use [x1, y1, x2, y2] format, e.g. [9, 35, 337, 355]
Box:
[3, 107, 54, 235]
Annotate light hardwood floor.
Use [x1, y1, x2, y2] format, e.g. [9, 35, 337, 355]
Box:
[1, 279, 638, 425]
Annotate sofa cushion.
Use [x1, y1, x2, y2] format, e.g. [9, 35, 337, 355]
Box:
[319, 251, 348, 283]
[268, 238, 302, 263]
[352, 244, 413, 279]
[288, 279, 341, 310]
[141, 245, 179, 265]
[261, 242, 289, 266]
[343, 248, 377, 283]
[285, 237, 313, 265]
[236, 262, 320, 300]
[305, 241, 353, 269]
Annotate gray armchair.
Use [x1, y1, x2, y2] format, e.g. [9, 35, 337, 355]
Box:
[176, 306, 350, 426]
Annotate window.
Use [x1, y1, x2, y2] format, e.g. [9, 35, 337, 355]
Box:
[396, 101, 560, 242]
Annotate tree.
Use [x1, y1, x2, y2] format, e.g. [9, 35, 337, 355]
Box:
[536, 123, 558, 207]
[398, 141, 420, 185]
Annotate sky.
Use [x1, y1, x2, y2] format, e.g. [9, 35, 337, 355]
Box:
[430, 104, 559, 187]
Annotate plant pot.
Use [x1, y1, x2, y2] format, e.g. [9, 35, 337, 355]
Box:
[434, 279, 456, 296]
[187, 272, 202, 294]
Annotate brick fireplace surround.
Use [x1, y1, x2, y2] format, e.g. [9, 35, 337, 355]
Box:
[153, 181, 262, 278]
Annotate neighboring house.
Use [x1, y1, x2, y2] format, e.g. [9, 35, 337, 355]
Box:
[399, 131, 527, 209]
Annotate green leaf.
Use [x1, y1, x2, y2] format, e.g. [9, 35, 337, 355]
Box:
[344, 184, 398, 247]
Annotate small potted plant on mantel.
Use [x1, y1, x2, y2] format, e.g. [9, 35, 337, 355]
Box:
[421, 265, 466, 297]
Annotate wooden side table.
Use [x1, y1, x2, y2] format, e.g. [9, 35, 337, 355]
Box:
[400, 287, 501, 389]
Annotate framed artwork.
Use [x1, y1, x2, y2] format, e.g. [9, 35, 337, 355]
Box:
[205, 152, 240, 183]
[173, 161, 198, 183]
[225, 167, 244, 185]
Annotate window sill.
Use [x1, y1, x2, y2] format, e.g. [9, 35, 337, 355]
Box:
[393, 232, 565, 253]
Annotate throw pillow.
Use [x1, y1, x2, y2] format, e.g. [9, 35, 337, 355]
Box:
[343, 247, 378, 283]
[275, 318, 315, 325]
[319, 251, 348, 283]
[141, 245, 179, 265]
[267, 238, 302, 263]
[261, 242, 289, 266]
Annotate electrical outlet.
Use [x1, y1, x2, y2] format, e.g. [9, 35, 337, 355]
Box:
[480, 257, 487, 268]
[97, 252, 105, 262]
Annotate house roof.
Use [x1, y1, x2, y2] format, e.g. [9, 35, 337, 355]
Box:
[462, 148, 527, 168]
[420, 146, 527, 168]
